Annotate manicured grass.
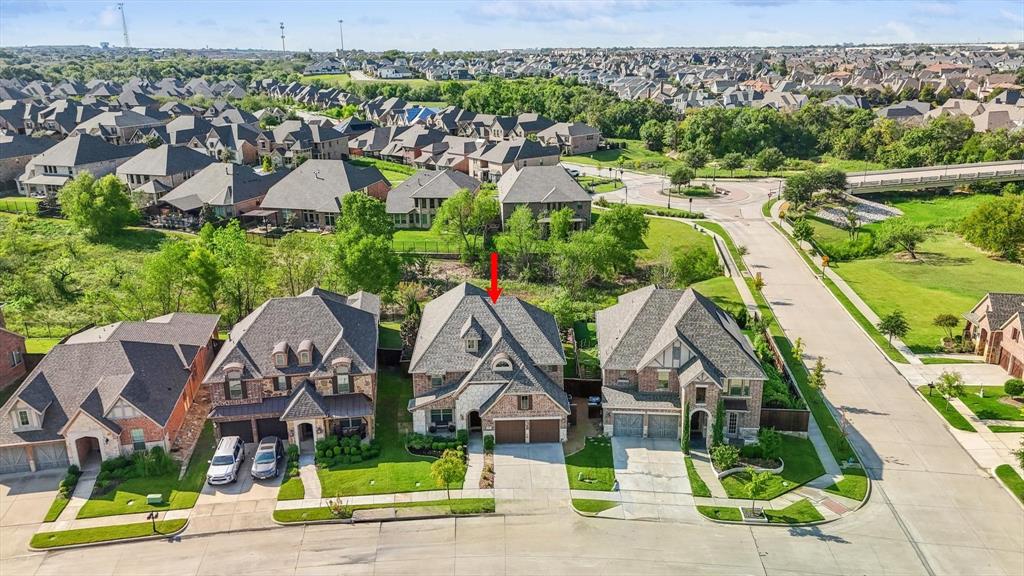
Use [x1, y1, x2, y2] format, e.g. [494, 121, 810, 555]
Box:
[822, 467, 869, 501]
[392, 228, 465, 254]
[690, 276, 745, 316]
[762, 198, 779, 218]
[302, 73, 352, 85]
[817, 155, 885, 173]
[348, 156, 416, 184]
[696, 220, 748, 273]
[30, 519, 187, 549]
[919, 357, 982, 365]
[720, 435, 826, 500]
[764, 499, 824, 524]
[832, 232, 1023, 353]
[698, 505, 742, 521]
[565, 139, 806, 178]
[318, 370, 462, 497]
[0, 196, 40, 214]
[988, 426, 1024, 433]
[684, 457, 711, 497]
[77, 422, 215, 518]
[638, 216, 713, 262]
[565, 437, 615, 491]
[959, 386, 1024, 421]
[917, 386, 977, 432]
[994, 464, 1024, 504]
[864, 192, 995, 228]
[379, 321, 402, 349]
[24, 337, 61, 354]
[576, 175, 623, 193]
[277, 476, 305, 501]
[573, 498, 618, 514]
[43, 494, 70, 523]
[273, 498, 495, 523]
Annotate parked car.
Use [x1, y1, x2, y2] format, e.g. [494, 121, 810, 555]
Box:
[250, 436, 283, 480]
[566, 168, 580, 177]
[207, 435, 245, 485]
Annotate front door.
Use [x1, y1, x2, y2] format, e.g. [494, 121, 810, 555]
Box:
[468, 411, 482, 431]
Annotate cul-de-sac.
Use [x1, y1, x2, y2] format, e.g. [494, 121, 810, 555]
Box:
[0, 2, 1022, 575]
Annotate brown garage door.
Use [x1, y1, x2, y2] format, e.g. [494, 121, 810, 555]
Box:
[529, 419, 560, 443]
[494, 420, 526, 444]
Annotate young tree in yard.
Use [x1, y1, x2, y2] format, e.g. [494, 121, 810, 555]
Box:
[721, 152, 745, 176]
[275, 233, 329, 296]
[932, 313, 960, 341]
[261, 155, 274, 173]
[843, 205, 861, 239]
[188, 243, 220, 313]
[639, 119, 665, 151]
[670, 166, 695, 191]
[495, 206, 541, 280]
[753, 272, 765, 292]
[672, 244, 721, 286]
[209, 221, 272, 323]
[141, 240, 193, 315]
[809, 357, 827, 392]
[960, 194, 1024, 261]
[592, 204, 649, 249]
[431, 449, 467, 507]
[752, 147, 785, 176]
[219, 149, 235, 163]
[877, 310, 910, 345]
[935, 370, 966, 403]
[547, 207, 574, 243]
[791, 218, 815, 245]
[793, 337, 806, 361]
[746, 468, 772, 515]
[58, 173, 137, 239]
[431, 187, 499, 260]
[681, 149, 708, 170]
[877, 218, 927, 259]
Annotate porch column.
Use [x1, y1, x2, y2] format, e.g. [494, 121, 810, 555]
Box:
[250, 418, 259, 445]
[642, 413, 649, 438]
[365, 416, 374, 441]
[25, 445, 36, 472]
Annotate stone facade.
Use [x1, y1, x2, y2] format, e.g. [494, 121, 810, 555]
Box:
[482, 393, 568, 442]
[412, 371, 467, 396]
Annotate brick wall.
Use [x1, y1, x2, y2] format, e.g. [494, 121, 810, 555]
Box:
[412, 371, 467, 396]
[0, 329, 26, 389]
[481, 393, 566, 433]
[637, 367, 681, 394]
[366, 180, 391, 202]
[210, 378, 264, 406]
[116, 415, 168, 446]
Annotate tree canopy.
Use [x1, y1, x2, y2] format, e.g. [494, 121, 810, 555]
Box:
[58, 173, 137, 240]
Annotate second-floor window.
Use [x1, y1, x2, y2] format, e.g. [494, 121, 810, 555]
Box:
[727, 380, 750, 397]
[227, 373, 244, 400]
[9, 350, 22, 367]
[430, 374, 443, 388]
[17, 410, 30, 427]
[657, 370, 670, 389]
[299, 351, 311, 365]
[274, 376, 289, 391]
[334, 371, 351, 394]
[518, 395, 532, 410]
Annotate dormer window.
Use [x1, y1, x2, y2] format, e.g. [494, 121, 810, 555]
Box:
[273, 341, 289, 368]
[299, 351, 311, 365]
[16, 410, 30, 428]
[466, 338, 479, 353]
[492, 355, 513, 373]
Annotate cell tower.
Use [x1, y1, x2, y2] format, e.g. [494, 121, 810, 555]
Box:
[118, 3, 131, 48]
[338, 19, 345, 52]
[280, 22, 286, 52]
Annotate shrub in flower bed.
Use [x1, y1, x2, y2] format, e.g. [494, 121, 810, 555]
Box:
[94, 447, 178, 494]
[285, 443, 300, 478]
[58, 465, 82, 499]
[406, 432, 467, 458]
[315, 435, 380, 468]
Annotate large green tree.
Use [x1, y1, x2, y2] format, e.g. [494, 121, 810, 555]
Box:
[672, 244, 721, 286]
[58, 173, 137, 239]
[592, 204, 649, 250]
[431, 187, 499, 259]
[495, 206, 542, 279]
[960, 193, 1024, 261]
[877, 218, 927, 259]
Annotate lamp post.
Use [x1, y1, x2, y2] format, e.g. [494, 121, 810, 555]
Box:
[621, 169, 627, 205]
[147, 512, 158, 534]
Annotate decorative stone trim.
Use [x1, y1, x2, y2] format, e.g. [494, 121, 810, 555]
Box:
[714, 458, 785, 480]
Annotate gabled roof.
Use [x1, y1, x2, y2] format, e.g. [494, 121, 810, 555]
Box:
[469, 138, 560, 164]
[596, 286, 764, 385]
[204, 289, 379, 385]
[385, 169, 481, 214]
[261, 160, 387, 214]
[496, 165, 591, 205]
[116, 144, 216, 177]
[0, 134, 56, 160]
[28, 134, 145, 168]
[973, 292, 1024, 330]
[161, 162, 284, 212]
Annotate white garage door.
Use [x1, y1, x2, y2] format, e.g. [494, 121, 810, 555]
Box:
[613, 413, 643, 437]
[35, 442, 69, 470]
[0, 446, 31, 474]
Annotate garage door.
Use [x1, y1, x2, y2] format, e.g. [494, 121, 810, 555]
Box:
[613, 413, 643, 437]
[256, 418, 288, 440]
[0, 446, 30, 474]
[648, 414, 680, 439]
[35, 442, 69, 470]
[530, 419, 560, 443]
[217, 420, 254, 443]
[494, 420, 526, 444]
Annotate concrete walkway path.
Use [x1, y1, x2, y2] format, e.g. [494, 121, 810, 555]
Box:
[53, 465, 97, 523]
[464, 434, 484, 489]
[297, 454, 321, 501]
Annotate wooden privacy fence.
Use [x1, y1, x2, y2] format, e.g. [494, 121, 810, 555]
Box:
[760, 408, 810, 432]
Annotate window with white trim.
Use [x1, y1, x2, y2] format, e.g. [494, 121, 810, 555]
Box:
[273, 352, 287, 367]
[131, 428, 146, 451]
[727, 380, 750, 397]
[493, 358, 513, 372]
[275, 376, 289, 391]
[16, 410, 30, 428]
[430, 409, 453, 424]
[727, 412, 739, 435]
[9, 349, 23, 367]
[466, 338, 478, 353]
[430, 374, 443, 388]
[227, 372, 243, 400]
[334, 365, 351, 394]
[657, 370, 670, 389]
[299, 351, 311, 366]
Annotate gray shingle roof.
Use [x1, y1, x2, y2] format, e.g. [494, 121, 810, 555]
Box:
[0, 313, 219, 447]
[29, 134, 145, 167]
[0, 134, 56, 160]
[385, 169, 480, 214]
[161, 163, 284, 212]
[469, 138, 559, 164]
[496, 165, 591, 204]
[115, 144, 215, 177]
[596, 286, 764, 385]
[261, 160, 387, 214]
[204, 289, 379, 385]
[601, 385, 681, 410]
[980, 292, 1024, 330]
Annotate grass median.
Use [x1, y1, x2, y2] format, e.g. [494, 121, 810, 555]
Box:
[273, 498, 495, 523]
[31, 519, 187, 549]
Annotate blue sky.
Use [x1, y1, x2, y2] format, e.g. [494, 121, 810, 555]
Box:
[1, 0, 1022, 51]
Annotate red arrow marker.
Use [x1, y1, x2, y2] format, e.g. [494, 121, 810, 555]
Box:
[487, 251, 502, 303]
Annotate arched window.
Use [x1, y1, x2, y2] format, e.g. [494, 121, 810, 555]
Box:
[273, 352, 287, 367]
[492, 357, 513, 372]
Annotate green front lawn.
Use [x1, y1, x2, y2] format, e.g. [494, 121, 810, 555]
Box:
[698, 505, 742, 521]
[31, 519, 187, 549]
[919, 357, 982, 365]
[565, 437, 615, 491]
[379, 321, 403, 349]
[822, 467, 869, 501]
[721, 435, 826, 501]
[572, 498, 618, 514]
[988, 425, 1024, 433]
[684, 457, 712, 497]
[764, 499, 824, 524]
[77, 422, 215, 519]
[994, 465, 1024, 504]
[690, 276, 744, 314]
[317, 370, 462, 497]
[43, 494, 71, 523]
[273, 498, 494, 523]
[277, 476, 305, 501]
[959, 386, 1024, 421]
[917, 386, 977, 432]
[638, 216, 714, 262]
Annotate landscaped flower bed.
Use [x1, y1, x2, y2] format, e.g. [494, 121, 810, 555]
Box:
[405, 430, 468, 459]
[315, 435, 381, 467]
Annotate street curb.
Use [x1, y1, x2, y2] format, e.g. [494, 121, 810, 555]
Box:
[27, 519, 189, 551]
[271, 511, 502, 526]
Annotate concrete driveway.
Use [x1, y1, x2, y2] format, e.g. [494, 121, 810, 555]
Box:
[0, 469, 63, 562]
[188, 443, 281, 534]
[609, 437, 697, 522]
[493, 443, 569, 514]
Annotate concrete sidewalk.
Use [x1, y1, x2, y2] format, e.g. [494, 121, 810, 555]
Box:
[275, 488, 499, 511]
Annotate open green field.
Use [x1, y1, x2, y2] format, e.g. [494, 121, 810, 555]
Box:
[317, 370, 461, 497]
[638, 216, 713, 261]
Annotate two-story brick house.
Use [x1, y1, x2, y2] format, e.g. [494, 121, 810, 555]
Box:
[16, 134, 146, 197]
[407, 283, 570, 444]
[467, 138, 560, 183]
[385, 168, 481, 229]
[261, 159, 391, 229]
[596, 286, 766, 445]
[496, 165, 592, 233]
[964, 292, 1024, 378]
[205, 288, 380, 451]
[0, 313, 219, 473]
